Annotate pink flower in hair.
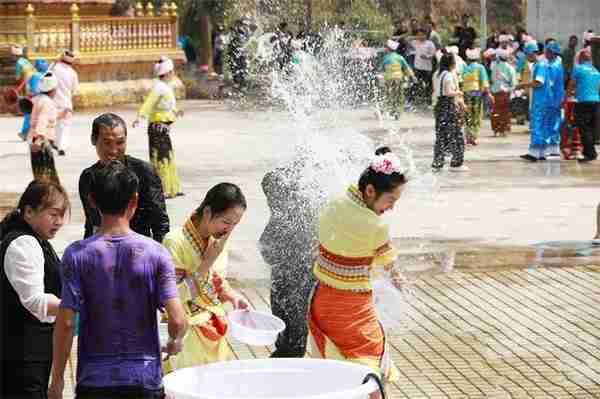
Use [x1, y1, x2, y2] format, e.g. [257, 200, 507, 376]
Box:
[370, 154, 403, 175]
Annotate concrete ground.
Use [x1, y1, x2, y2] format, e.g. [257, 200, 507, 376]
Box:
[1, 101, 599, 398]
[1, 102, 599, 274]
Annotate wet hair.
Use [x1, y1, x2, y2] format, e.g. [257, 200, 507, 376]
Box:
[358, 150, 407, 197]
[375, 146, 392, 156]
[0, 180, 70, 240]
[90, 160, 139, 216]
[438, 54, 456, 73]
[91, 113, 128, 145]
[195, 183, 247, 219]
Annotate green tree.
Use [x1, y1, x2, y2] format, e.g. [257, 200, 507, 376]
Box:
[313, 0, 392, 43]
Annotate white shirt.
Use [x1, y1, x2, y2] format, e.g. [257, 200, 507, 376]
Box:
[154, 80, 177, 112]
[51, 61, 79, 111]
[433, 71, 458, 102]
[413, 40, 436, 71]
[3, 235, 55, 323]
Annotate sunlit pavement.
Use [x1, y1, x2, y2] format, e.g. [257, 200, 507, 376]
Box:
[1, 101, 599, 398]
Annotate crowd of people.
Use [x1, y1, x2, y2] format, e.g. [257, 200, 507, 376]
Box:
[1, 113, 408, 399]
[3, 15, 600, 399]
[6, 47, 185, 200]
[381, 15, 600, 170]
[7, 47, 79, 184]
[212, 15, 600, 172]
[3, 39, 410, 399]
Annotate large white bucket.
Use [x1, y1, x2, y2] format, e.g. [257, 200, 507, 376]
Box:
[163, 359, 382, 399]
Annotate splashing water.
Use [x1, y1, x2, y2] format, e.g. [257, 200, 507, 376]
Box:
[227, 15, 445, 330]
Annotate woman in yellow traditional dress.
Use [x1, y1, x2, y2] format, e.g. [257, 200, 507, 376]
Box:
[134, 56, 184, 199]
[162, 183, 249, 372]
[308, 151, 408, 396]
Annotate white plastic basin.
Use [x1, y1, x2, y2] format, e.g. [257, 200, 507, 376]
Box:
[163, 359, 381, 399]
[159, 322, 169, 347]
[372, 279, 412, 331]
[228, 310, 286, 346]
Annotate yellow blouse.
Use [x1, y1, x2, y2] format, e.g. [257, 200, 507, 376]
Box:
[138, 79, 178, 123]
[162, 220, 232, 326]
[519, 61, 533, 84]
[313, 185, 398, 292]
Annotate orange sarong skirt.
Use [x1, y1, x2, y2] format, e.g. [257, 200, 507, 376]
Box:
[308, 284, 399, 382]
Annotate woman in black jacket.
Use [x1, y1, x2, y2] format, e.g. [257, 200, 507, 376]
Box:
[1, 180, 70, 398]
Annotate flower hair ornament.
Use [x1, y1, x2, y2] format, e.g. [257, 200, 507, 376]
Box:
[370, 153, 405, 175]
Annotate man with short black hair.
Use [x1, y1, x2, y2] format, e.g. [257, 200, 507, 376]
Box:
[79, 113, 170, 242]
[49, 160, 187, 399]
[455, 14, 477, 60]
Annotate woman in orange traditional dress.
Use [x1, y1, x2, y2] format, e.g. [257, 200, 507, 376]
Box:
[308, 150, 408, 396]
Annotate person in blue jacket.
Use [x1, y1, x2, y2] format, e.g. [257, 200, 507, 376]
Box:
[18, 59, 49, 141]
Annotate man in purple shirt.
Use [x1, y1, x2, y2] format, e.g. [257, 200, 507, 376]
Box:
[49, 161, 188, 399]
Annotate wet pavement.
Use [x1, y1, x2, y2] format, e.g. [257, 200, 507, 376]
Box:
[1, 103, 599, 398]
[231, 265, 600, 399]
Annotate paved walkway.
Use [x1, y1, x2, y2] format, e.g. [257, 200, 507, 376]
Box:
[1, 102, 599, 398]
[65, 265, 600, 399]
[228, 265, 600, 399]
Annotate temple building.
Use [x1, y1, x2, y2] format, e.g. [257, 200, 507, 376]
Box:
[0, 0, 186, 111]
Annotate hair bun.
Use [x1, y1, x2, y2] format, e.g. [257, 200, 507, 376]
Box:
[375, 146, 392, 156]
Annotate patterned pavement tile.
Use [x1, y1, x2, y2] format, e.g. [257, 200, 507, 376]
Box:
[62, 266, 600, 398]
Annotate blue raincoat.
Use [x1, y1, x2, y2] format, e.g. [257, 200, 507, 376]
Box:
[529, 57, 565, 156]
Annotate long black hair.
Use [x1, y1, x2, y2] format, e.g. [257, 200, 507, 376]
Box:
[195, 183, 247, 218]
[0, 180, 70, 240]
[438, 54, 456, 73]
[358, 150, 407, 197]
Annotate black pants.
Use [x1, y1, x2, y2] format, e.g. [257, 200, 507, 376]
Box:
[415, 69, 433, 106]
[270, 259, 316, 358]
[2, 359, 52, 399]
[433, 97, 465, 168]
[230, 56, 248, 87]
[213, 50, 223, 75]
[574, 102, 598, 160]
[30, 143, 60, 184]
[76, 385, 165, 399]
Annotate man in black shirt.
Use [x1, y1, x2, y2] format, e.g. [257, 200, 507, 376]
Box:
[79, 113, 170, 242]
[455, 14, 477, 59]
